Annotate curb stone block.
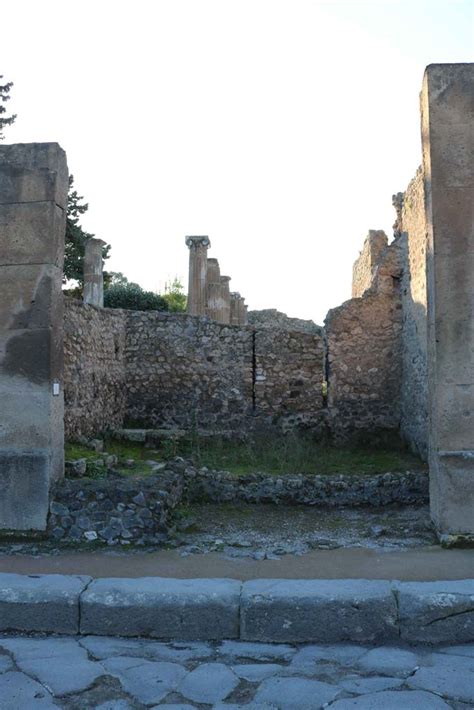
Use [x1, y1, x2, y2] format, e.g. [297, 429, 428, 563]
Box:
[240, 579, 399, 643]
[396, 580, 474, 644]
[80, 577, 241, 639]
[0, 572, 91, 634]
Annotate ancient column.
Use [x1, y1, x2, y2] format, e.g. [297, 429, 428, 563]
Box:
[83, 238, 107, 307]
[185, 236, 210, 316]
[230, 292, 240, 325]
[206, 258, 223, 321]
[219, 275, 231, 324]
[421, 64, 474, 542]
[237, 296, 248, 325]
[0, 143, 68, 531]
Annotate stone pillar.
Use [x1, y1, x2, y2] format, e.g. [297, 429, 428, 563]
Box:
[220, 275, 231, 324]
[185, 236, 210, 316]
[83, 238, 107, 307]
[206, 258, 223, 321]
[0, 143, 68, 531]
[237, 296, 247, 325]
[230, 292, 240, 325]
[421, 64, 474, 542]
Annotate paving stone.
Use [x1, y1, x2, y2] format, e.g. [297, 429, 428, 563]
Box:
[436, 644, 474, 658]
[213, 705, 276, 709]
[0, 573, 90, 634]
[425, 652, 474, 672]
[408, 666, 474, 703]
[241, 579, 398, 643]
[231, 663, 283, 681]
[101, 656, 187, 705]
[253, 676, 340, 708]
[95, 702, 134, 710]
[328, 689, 452, 709]
[79, 635, 213, 662]
[217, 640, 295, 661]
[0, 654, 14, 673]
[0, 637, 84, 660]
[0, 670, 59, 709]
[356, 647, 419, 676]
[13, 653, 104, 696]
[339, 676, 404, 693]
[289, 644, 368, 672]
[178, 663, 239, 704]
[81, 577, 241, 639]
[152, 706, 197, 709]
[397, 580, 474, 644]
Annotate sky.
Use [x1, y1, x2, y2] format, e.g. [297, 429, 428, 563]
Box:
[1, 0, 473, 323]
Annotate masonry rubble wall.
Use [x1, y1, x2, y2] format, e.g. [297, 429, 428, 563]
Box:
[351, 230, 389, 298]
[326, 237, 404, 442]
[124, 311, 254, 430]
[63, 299, 127, 440]
[399, 167, 429, 459]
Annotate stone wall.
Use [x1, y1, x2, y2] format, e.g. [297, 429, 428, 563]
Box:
[248, 309, 321, 334]
[125, 311, 254, 431]
[399, 167, 429, 458]
[352, 231, 389, 298]
[63, 300, 127, 440]
[326, 240, 403, 443]
[255, 327, 325, 430]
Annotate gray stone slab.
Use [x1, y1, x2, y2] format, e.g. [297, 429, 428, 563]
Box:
[329, 689, 451, 709]
[178, 663, 238, 704]
[0, 670, 58, 709]
[408, 665, 474, 703]
[289, 644, 368, 673]
[241, 579, 398, 643]
[0, 654, 13, 673]
[253, 676, 340, 708]
[95, 702, 134, 710]
[339, 676, 404, 694]
[80, 577, 241, 639]
[217, 641, 295, 661]
[231, 663, 282, 681]
[0, 201, 66, 267]
[101, 656, 187, 705]
[152, 706, 197, 710]
[0, 143, 68, 208]
[0, 573, 90, 634]
[436, 643, 474, 658]
[79, 635, 213, 662]
[356, 647, 419, 677]
[397, 580, 474, 643]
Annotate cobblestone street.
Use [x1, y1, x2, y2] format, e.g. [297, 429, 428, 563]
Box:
[0, 635, 473, 709]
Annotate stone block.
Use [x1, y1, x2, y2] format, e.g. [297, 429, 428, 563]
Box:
[0, 573, 90, 633]
[240, 579, 398, 643]
[0, 451, 51, 530]
[0, 142, 68, 208]
[80, 577, 241, 639]
[0, 264, 63, 331]
[397, 580, 474, 644]
[0, 202, 66, 267]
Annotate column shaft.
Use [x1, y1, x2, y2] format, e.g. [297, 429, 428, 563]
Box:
[186, 236, 210, 316]
[83, 238, 106, 307]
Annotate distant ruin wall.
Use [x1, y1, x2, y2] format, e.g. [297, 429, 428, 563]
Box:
[326, 242, 403, 442]
[124, 311, 254, 430]
[399, 167, 429, 458]
[63, 300, 127, 439]
[352, 230, 388, 298]
[255, 327, 325, 429]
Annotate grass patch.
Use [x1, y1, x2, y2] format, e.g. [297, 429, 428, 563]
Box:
[66, 433, 427, 478]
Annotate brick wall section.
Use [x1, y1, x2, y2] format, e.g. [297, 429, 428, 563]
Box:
[399, 167, 429, 458]
[326, 241, 403, 442]
[63, 300, 127, 440]
[255, 327, 325, 422]
[352, 230, 388, 298]
[125, 311, 254, 430]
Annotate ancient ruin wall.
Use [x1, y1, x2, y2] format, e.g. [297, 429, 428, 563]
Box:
[326, 243, 403, 442]
[63, 300, 127, 439]
[255, 327, 325, 428]
[399, 167, 429, 458]
[124, 311, 254, 430]
[352, 230, 388, 298]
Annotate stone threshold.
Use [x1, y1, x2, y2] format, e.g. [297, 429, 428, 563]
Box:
[0, 573, 472, 645]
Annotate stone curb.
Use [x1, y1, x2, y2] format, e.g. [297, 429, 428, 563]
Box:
[0, 573, 473, 644]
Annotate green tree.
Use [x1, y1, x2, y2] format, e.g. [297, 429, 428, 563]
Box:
[64, 175, 110, 285]
[0, 76, 16, 140]
[162, 277, 187, 312]
[104, 282, 168, 311]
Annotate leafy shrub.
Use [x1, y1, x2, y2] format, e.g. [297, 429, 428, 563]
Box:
[104, 282, 168, 311]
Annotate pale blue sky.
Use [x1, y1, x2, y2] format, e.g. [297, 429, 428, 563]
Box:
[2, 0, 473, 322]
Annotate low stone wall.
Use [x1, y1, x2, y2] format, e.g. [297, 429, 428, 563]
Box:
[63, 300, 127, 440]
[184, 467, 428, 507]
[48, 471, 184, 545]
[351, 230, 388, 298]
